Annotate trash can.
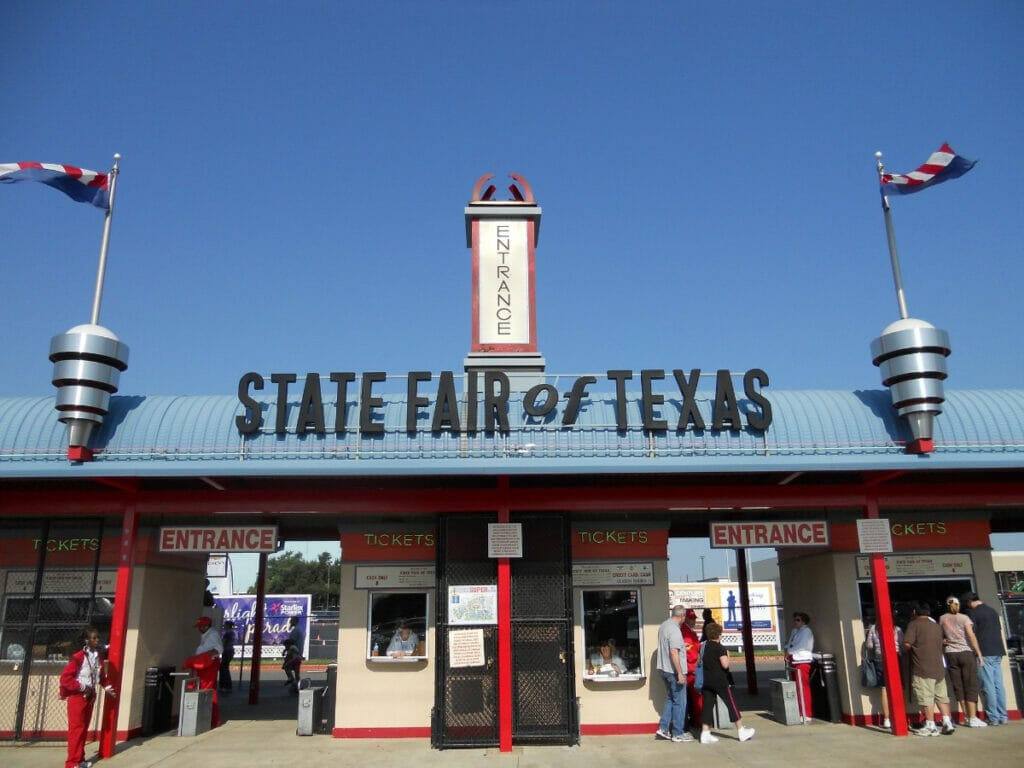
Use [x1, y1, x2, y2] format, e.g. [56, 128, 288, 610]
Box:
[323, 663, 337, 734]
[141, 665, 176, 735]
[810, 652, 842, 723]
[771, 678, 802, 725]
[297, 685, 326, 736]
[178, 688, 213, 736]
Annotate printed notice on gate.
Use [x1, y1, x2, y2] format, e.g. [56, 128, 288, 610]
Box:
[856, 519, 893, 553]
[449, 628, 486, 668]
[487, 523, 523, 558]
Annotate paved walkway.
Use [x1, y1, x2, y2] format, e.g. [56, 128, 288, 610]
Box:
[4, 671, 1020, 768]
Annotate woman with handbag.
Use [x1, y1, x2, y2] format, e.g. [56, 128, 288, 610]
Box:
[863, 610, 903, 728]
[59, 626, 116, 768]
[696, 623, 755, 744]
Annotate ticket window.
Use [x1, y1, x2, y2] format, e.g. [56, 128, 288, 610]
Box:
[367, 592, 429, 661]
[581, 589, 644, 681]
[857, 579, 974, 627]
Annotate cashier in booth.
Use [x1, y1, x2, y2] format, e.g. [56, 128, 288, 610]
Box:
[587, 638, 626, 676]
[387, 623, 420, 657]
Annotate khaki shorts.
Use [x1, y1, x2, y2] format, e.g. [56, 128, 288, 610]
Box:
[911, 675, 949, 706]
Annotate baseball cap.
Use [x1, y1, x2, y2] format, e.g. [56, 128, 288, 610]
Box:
[946, 596, 959, 607]
[194, 616, 213, 628]
[685, 609, 697, 619]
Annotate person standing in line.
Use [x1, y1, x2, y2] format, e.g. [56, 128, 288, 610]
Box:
[184, 616, 223, 727]
[904, 601, 956, 736]
[726, 591, 738, 624]
[681, 609, 702, 733]
[863, 610, 904, 728]
[962, 591, 1008, 725]
[697, 623, 755, 744]
[784, 611, 814, 719]
[700, 608, 715, 642]
[60, 626, 116, 768]
[282, 616, 305, 691]
[219, 621, 236, 692]
[939, 596, 986, 727]
[654, 605, 689, 743]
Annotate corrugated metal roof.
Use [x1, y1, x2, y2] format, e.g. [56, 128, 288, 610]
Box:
[1, 388, 1023, 478]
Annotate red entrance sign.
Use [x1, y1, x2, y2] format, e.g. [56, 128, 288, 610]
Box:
[158, 526, 278, 552]
[709, 521, 829, 548]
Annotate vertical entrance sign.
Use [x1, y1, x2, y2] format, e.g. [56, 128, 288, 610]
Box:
[464, 174, 545, 385]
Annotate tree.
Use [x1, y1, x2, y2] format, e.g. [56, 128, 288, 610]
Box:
[248, 551, 340, 611]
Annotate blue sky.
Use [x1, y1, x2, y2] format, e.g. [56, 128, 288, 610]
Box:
[4, 3, 1023, 590]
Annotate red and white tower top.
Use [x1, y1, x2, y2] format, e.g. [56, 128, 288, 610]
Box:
[463, 173, 545, 387]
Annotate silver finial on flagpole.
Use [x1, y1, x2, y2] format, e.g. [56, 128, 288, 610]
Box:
[869, 149, 950, 455]
[49, 153, 129, 461]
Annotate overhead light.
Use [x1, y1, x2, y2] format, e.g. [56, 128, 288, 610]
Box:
[201, 477, 225, 491]
[779, 472, 803, 485]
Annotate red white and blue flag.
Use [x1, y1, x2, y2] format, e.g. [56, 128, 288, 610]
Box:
[0, 162, 110, 209]
[880, 143, 976, 196]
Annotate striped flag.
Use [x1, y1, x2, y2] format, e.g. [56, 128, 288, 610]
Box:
[0, 162, 110, 209]
[880, 143, 976, 196]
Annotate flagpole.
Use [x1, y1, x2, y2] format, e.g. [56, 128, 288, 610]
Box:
[875, 151, 909, 320]
[90, 153, 121, 325]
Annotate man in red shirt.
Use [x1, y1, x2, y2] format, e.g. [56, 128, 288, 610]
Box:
[681, 608, 702, 733]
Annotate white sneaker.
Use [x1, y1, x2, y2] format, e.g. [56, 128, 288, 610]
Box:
[738, 726, 755, 742]
[672, 732, 695, 743]
[655, 728, 671, 740]
[882, 718, 891, 728]
[969, 717, 988, 728]
[700, 732, 719, 744]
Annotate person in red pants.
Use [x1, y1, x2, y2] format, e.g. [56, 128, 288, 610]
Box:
[60, 626, 116, 768]
[681, 608, 703, 732]
[785, 612, 815, 719]
[184, 616, 223, 728]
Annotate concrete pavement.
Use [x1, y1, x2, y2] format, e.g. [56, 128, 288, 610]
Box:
[4, 670, 1020, 768]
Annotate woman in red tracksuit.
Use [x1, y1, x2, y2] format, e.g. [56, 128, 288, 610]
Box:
[60, 626, 116, 768]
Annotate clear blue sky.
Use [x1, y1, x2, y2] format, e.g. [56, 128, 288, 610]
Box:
[4, 3, 1023, 591]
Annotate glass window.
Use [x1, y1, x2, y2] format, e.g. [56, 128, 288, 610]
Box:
[367, 592, 428, 661]
[581, 590, 643, 680]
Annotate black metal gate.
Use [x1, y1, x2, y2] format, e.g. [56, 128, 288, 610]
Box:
[433, 515, 499, 747]
[432, 513, 576, 749]
[510, 513, 577, 745]
[0, 518, 110, 741]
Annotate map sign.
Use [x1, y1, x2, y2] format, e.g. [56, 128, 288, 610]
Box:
[448, 584, 498, 626]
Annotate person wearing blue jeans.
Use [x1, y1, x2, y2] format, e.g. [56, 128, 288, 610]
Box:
[655, 605, 691, 742]
[963, 592, 1008, 724]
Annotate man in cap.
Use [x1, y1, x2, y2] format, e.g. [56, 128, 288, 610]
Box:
[961, 592, 1006, 725]
[184, 616, 223, 727]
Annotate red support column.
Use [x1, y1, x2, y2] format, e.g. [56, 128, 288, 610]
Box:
[497, 476, 513, 752]
[866, 496, 908, 736]
[735, 547, 758, 694]
[248, 552, 268, 705]
[99, 500, 138, 757]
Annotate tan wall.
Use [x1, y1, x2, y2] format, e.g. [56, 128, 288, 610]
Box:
[574, 560, 668, 726]
[335, 565, 435, 730]
[117, 564, 214, 732]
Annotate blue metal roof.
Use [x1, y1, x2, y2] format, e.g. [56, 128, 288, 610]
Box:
[1, 388, 1023, 478]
